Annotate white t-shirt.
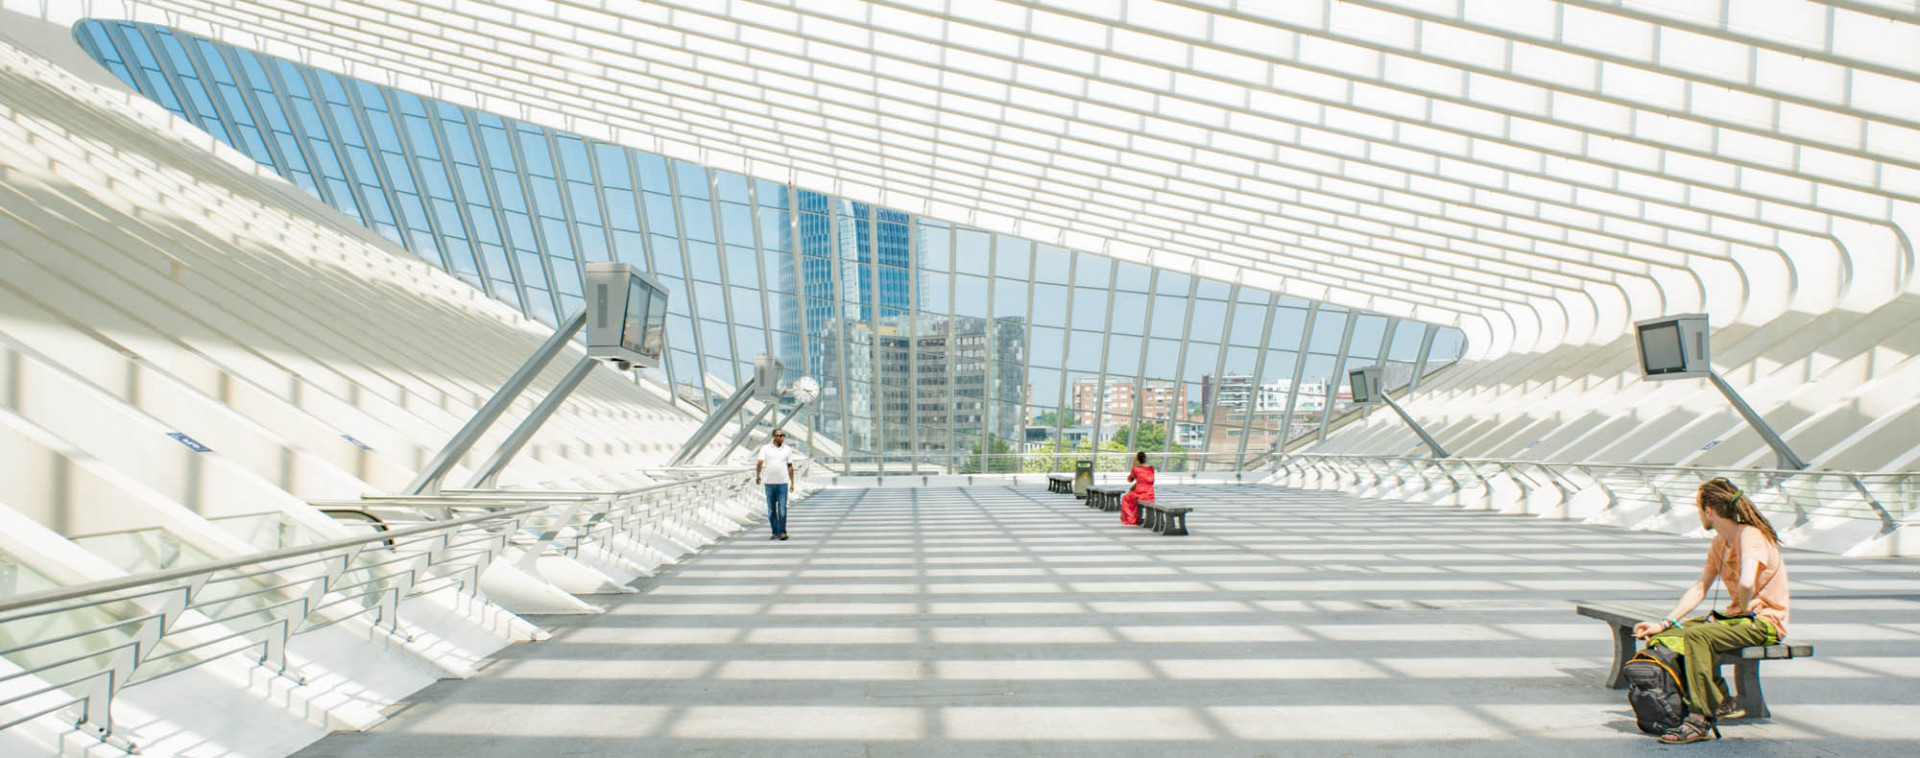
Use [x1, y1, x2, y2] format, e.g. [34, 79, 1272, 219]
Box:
[756, 443, 795, 486]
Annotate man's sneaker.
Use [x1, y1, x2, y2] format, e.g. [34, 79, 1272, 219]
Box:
[1714, 697, 1746, 721]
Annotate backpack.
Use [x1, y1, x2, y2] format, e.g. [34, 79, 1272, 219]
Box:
[1622, 643, 1688, 734]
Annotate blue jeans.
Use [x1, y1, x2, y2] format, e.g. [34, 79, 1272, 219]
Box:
[764, 483, 789, 536]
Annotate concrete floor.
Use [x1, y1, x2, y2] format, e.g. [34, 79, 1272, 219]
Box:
[296, 485, 1920, 757]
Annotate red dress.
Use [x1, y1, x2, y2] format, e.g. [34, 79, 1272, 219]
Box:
[1120, 465, 1155, 525]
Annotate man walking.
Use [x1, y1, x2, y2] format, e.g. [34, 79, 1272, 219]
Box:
[755, 430, 796, 541]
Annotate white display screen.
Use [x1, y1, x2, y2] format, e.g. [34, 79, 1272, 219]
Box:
[1639, 322, 1686, 374]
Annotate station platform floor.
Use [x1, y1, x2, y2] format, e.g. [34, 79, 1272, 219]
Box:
[296, 484, 1920, 756]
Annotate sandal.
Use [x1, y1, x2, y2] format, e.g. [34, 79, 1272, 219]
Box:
[1714, 697, 1745, 721]
[1658, 715, 1719, 744]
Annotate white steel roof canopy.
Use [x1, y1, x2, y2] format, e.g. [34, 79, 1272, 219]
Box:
[31, 0, 1920, 356]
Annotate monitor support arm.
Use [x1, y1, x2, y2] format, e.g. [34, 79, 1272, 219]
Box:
[1706, 371, 1806, 471]
[466, 356, 599, 489]
[1381, 393, 1450, 459]
[1703, 372, 1895, 531]
[710, 393, 819, 465]
[405, 307, 587, 495]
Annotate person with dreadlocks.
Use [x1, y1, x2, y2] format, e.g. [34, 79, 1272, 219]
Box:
[1630, 477, 1792, 744]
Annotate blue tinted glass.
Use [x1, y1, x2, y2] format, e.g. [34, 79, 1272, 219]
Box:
[556, 137, 592, 181]
[755, 180, 789, 208]
[643, 194, 678, 237]
[517, 127, 553, 177]
[595, 144, 631, 189]
[1308, 309, 1348, 354]
[716, 172, 749, 203]
[637, 153, 671, 193]
[681, 199, 716, 243]
[674, 161, 709, 199]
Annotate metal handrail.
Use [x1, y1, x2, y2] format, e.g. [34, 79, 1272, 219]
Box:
[450, 465, 768, 498]
[1276, 453, 1913, 532]
[814, 450, 1264, 475]
[0, 505, 543, 749]
[1284, 452, 1906, 480]
[0, 466, 801, 749]
[0, 507, 540, 615]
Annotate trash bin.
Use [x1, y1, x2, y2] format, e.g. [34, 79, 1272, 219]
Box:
[1074, 459, 1093, 498]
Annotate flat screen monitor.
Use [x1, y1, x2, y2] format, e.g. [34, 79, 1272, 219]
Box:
[1348, 366, 1381, 406]
[1634, 314, 1709, 380]
[586, 263, 669, 370]
[1638, 322, 1685, 375]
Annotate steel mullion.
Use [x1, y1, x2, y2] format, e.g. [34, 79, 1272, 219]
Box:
[360, 84, 462, 272]
[662, 160, 711, 411]
[865, 203, 882, 473]
[1056, 250, 1078, 455]
[1200, 284, 1237, 469]
[1129, 269, 1158, 453]
[1317, 309, 1362, 443]
[1409, 323, 1439, 393]
[1089, 252, 1119, 462]
[1280, 302, 1319, 447]
[825, 204, 852, 466]
[414, 99, 505, 292]
[943, 225, 958, 472]
[497, 119, 569, 325]
[787, 187, 815, 457]
[540, 130, 596, 321]
[745, 176, 781, 439]
[621, 148, 671, 393]
[704, 168, 746, 439]
[907, 213, 920, 474]
[1168, 276, 1198, 467]
[456, 114, 533, 314]
[1236, 290, 1278, 465]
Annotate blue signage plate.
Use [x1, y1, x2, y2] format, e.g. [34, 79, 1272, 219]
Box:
[167, 432, 210, 452]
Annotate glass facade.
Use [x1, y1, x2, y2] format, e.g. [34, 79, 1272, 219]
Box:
[77, 20, 1466, 471]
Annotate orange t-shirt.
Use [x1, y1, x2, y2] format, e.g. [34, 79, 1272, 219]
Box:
[1705, 524, 1790, 637]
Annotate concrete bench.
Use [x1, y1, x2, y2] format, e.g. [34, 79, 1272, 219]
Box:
[1085, 485, 1125, 512]
[1047, 474, 1074, 494]
[1576, 602, 1812, 719]
[1136, 500, 1192, 536]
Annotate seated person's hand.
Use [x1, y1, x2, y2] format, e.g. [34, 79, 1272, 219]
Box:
[1632, 621, 1663, 639]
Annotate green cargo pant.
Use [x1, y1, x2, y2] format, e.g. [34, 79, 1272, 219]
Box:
[1648, 616, 1777, 719]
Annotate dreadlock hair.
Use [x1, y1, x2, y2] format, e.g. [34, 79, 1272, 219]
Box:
[1697, 477, 1780, 546]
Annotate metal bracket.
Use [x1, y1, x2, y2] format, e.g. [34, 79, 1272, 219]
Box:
[406, 308, 587, 495]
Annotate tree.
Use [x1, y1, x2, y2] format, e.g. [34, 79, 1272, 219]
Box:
[1110, 423, 1189, 471]
[1033, 409, 1080, 428]
[1021, 437, 1094, 473]
[961, 434, 1019, 474]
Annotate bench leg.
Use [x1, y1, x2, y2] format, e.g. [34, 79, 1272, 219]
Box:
[1162, 511, 1188, 536]
[1605, 625, 1636, 689]
[1730, 659, 1768, 720]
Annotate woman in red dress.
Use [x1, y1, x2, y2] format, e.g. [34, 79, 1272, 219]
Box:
[1120, 451, 1154, 526]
